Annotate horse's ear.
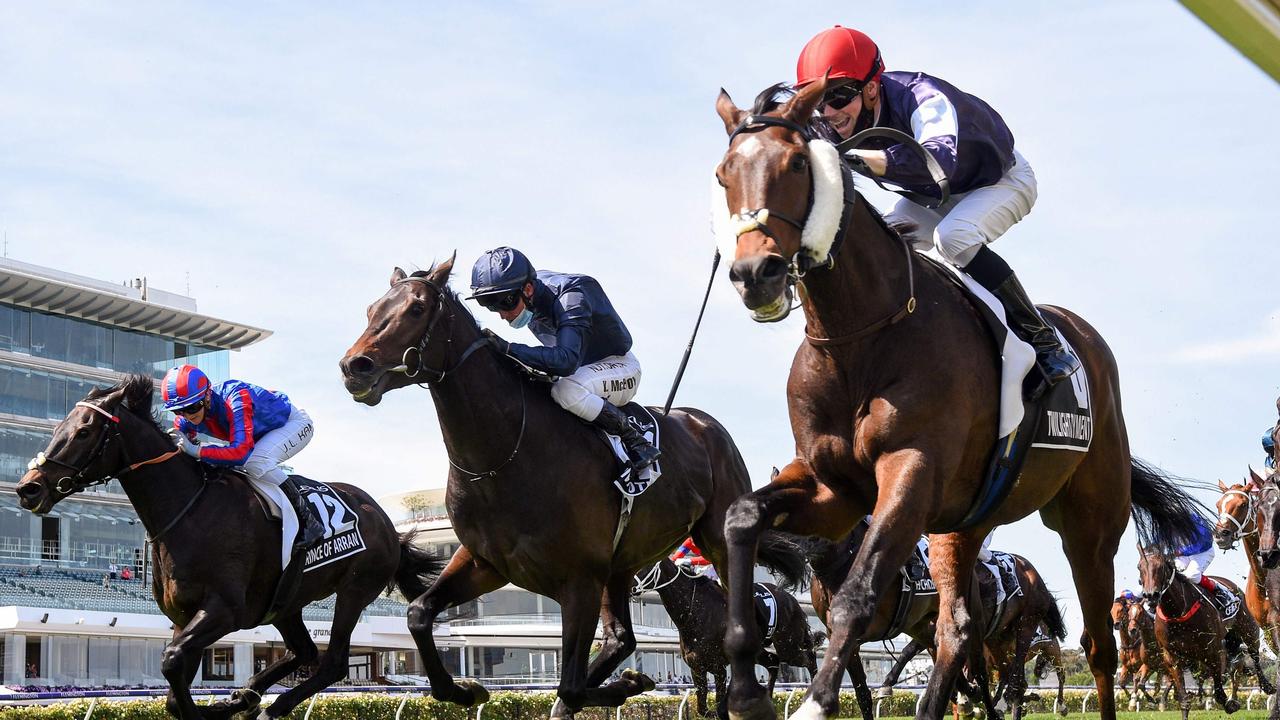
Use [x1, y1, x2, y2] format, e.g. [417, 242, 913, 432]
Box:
[390, 267, 407, 286]
[428, 252, 456, 287]
[1218, 478, 1229, 492]
[715, 89, 747, 136]
[1250, 465, 1265, 488]
[783, 75, 829, 126]
[770, 466, 780, 481]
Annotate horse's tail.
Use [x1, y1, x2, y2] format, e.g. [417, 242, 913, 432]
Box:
[1129, 456, 1209, 550]
[1045, 600, 1068, 642]
[757, 531, 808, 592]
[389, 529, 444, 601]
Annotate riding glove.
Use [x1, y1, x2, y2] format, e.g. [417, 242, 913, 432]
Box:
[482, 329, 510, 355]
[172, 431, 201, 458]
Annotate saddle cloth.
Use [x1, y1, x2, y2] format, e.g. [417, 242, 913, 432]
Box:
[1207, 576, 1242, 621]
[925, 254, 1094, 530]
[603, 403, 663, 496]
[753, 583, 779, 643]
[243, 475, 367, 573]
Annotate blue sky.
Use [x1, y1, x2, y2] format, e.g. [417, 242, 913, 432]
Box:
[2, 1, 1277, 643]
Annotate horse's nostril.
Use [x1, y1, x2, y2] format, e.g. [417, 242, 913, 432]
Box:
[345, 355, 375, 377]
[16, 483, 41, 499]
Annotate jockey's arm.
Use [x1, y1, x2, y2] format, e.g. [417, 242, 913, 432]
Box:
[507, 323, 587, 377]
[875, 86, 959, 188]
[846, 149, 887, 177]
[198, 389, 257, 466]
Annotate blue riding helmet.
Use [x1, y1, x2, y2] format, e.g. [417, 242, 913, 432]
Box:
[467, 247, 535, 299]
[1264, 429, 1276, 469]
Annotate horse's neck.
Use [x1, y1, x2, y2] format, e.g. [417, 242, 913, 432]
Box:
[1244, 530, 1268, 591]
[116, 432, 205, 541]
[657, 577, 700, 626]
[429, 317, 528, 473]
[1162, 576, 1202, 617]
[799, 195, 917, 343]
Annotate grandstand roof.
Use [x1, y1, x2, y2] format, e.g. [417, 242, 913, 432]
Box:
[0, 258, 271, 350]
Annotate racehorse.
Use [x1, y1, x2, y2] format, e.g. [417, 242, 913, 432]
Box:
[338, 258, 806, 718]
[1136, 546, 1271, 718]
[637, 559, 819, 719]
[1113, 595, 1155, 707]
[1025, 625, 1069, 717]
[1120, 600, 1174, 709]
[712, 79, 1203, 720]
[1215, 471, 1280, 655]
[13, 375, 440, 720]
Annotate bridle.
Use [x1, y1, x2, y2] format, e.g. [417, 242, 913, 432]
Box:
[1216, 487, 1258, 547]
[386, 275, 527, 481]
[723, 113, 919, 343]
[387, 276, 489, 383]
[29, 401, 181, 496]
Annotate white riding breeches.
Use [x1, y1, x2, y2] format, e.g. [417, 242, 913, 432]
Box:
[1175, 546, 1214, 583]
[977, 529, 995, 562]
[885, 150, 1038, 267]
[551, 352, 642, 420]
[240, 407, 314, 485]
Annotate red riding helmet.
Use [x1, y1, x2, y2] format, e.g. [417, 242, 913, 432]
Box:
[796, 25, 884, 89]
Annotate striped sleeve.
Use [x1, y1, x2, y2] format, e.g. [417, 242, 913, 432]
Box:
[199, 389, 257, 466]
[882, 85, 959, 187]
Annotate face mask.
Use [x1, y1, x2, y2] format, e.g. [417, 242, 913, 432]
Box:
[508, 308, 532, 329]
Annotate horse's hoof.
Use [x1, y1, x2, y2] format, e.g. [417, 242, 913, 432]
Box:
[549, 697, 572, 720]
[872, 687, 893, 699]
[1225, 699, 1241, 714]
[621, 668, 656, 692]
[456, 679, 490, 706]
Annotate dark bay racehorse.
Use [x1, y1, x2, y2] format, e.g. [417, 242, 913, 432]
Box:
[712, 80, 1203, 720]
[1136, 547, 1271, 718]
[13, 375, 440, 720]
[638, 559, 819, 719]
[338, 258, 805, 718]
[1215, 472, 1280, 655]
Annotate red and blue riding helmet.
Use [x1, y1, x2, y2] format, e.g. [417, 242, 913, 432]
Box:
[161, 365, 211, 412]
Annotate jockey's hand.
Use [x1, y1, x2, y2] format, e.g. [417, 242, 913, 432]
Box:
[171, 430, 200, 458]
[482, 329, 509, 355]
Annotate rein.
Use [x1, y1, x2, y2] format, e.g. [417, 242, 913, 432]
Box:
[633, 561, 699, 596]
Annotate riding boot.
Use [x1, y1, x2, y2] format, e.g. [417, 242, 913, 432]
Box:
[591, 403, 661, 472]
[1199, 575, 1234, 613]
[278, 476, 327, 553]
[963, 246, 1080, 386]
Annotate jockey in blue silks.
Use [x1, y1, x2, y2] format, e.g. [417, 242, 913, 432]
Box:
[162, 364, 323, 546]
[467, 247, 660, 472]
[1173, 512, 1234, 610]
[793, 26, 1079, 386]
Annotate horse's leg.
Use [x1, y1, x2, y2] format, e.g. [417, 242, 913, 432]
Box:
[1050, 516, 1121, 720]
[846, 648, 874, 720]
[1247, 625, 1277, 694]
[206, 613, 316, 718]
[260, 587, 376, 718]
[877, 638, 925, 698]
[1005, 626, 1034, 720]
[747, 463, 916, 720]
[760, 651, 779, 695]
[694, 669, 710, 718]
[1211, 636, 1241, 713]
[917, 533, 994, 720]
[407, 546, 506, 706]
[1055, 653, 1066, 717]
[556, 578, 653, 714]
[581, 575, 639, 688]
[715, 669, 731, 720]
[1166, 656, 1190, 720]
[160, 603, 237, 720]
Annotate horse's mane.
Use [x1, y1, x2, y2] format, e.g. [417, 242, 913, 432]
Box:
[87, 373, 168, 438]
[751, 82, 792, 115]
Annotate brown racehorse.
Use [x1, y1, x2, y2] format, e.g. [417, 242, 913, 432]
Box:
[13, 375, 441, 720]
[1243, 467, 1280, 719]
[1215, 471, 1280, 654]
[1136, 547, 1271, 718]
[1122, 600, 1174, 709]
[338, 259, 806, 718]
[712, 80, 1203, 720]
[638, 559, 819, 720]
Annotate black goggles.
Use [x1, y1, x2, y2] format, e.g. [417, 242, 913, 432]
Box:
[822, 83, 864, 111]
[172, 399, 206, 417]
[477, 291, 523, 312]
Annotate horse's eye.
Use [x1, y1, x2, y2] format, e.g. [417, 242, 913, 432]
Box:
[790, 155, 808, 173]
[75, 428, 90, 440]
[409, 302, 426, 317]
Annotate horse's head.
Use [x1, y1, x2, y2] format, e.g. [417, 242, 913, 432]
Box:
[1109, 596, 1128, 627]
[1254, 469, 1280, 569]
[713, 79, 843, 322]
[15, 375, 157, 514]
[1136, 544, 1176, 615]
[339, 256, 459, 405]
[1124, 601, 1149, 645]
[1214, 473, 1261, 550]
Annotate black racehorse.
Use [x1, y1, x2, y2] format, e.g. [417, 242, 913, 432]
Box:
[339, 257, 806, 718]
[14, 375, 441, 720]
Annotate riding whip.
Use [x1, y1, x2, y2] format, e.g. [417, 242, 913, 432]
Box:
[661, 248, 720, 415]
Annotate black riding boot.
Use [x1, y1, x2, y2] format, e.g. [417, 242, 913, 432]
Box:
[592, 403, 661, 472]
[963, 246, 1079, 386]
[279, 477, 326, 552]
